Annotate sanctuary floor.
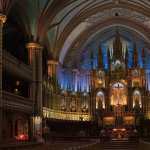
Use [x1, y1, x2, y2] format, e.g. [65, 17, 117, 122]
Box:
[1, 139, 150, 150]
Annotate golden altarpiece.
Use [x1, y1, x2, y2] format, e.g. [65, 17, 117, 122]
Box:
[43, 33, 149, 128]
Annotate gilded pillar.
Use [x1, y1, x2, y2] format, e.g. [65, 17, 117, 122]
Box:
[47, 60, 58, 108]
[0, 13, 6, 143]
[47, 60, 58, 80]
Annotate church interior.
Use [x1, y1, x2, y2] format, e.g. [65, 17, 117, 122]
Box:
[1, 0, 150, 150]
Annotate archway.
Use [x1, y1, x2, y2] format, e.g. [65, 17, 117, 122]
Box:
[110, 82, 127, 106]
[133, 90, 142, 108]
[96, 91, 105, 109]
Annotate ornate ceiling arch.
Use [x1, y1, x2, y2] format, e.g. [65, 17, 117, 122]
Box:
[3, 0, 150, 63]
[63, 25, 149, 67]
[69, 17, 150, 56]
[56, 3, 150, 64]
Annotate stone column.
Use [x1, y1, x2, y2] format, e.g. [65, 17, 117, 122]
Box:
[26, 42, 43, 115]
[47, 60, 58, 108]
[0, 13, 6, 143]
[26, 42, 43, 138]
[47, 60, 58, 90]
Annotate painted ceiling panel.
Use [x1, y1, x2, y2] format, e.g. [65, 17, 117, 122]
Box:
[57, 0, 93, 38]
[59, 22, 91, 63]
[129, 0, 150, 8]
[51, 0, 84, 25]
[49, 0, 111, 39]
[59, 6, 150, 64]
[47, 25, 58, 52]
[79, 0, 112, 13]
[18, 0, 51, 39]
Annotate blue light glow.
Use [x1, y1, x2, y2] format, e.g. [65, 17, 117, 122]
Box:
[101, 44, 108, 70]
[138, 47, 143, 68]
[57, 35, 150, 92]
[127, 43, 133, 68]
[57, 66, 91, 93]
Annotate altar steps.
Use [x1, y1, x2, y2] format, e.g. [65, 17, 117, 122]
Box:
[103, 139, 138, 150]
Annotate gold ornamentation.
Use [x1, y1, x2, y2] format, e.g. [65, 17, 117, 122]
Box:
[0, 13, 6, 24]
[26, 42, 43, 50]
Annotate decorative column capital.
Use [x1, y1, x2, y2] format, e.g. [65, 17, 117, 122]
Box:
[47, 60, 59, 77]
[0, 13, 6, 24]
[47, 60, 59, 65]
[26, 42, 43, 64]
[26, 42, 43, 50]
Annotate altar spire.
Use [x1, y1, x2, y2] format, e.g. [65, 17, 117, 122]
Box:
[125, 46, 128, 68]
[133, 43, 138, 68]
[142, 48, 145, 67]
[98, 46, 103, 69]
[113, 31, 123, 61]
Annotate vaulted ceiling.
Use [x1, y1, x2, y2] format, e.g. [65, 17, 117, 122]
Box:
[1, 0, 150, 66]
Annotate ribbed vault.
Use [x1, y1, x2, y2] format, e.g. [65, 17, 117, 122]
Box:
[1, 0, 150, 65]
[63, 17, 150, 67]
[57, 3, 150, 65]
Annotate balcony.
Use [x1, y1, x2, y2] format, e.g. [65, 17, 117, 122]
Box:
[2, 91, 33, 113]
[3, 50, 32, 81]
[43, 107, 91, 121]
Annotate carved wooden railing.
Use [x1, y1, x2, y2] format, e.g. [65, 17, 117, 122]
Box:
[43, 107, 91, 121]
[2, 91, 33, 113]
[3, 50, 32, 81]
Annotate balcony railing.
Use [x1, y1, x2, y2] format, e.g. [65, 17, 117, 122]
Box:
[2, 91, 33, 113]
[3, 50, 32, 81]
[43, 107, 91, 121]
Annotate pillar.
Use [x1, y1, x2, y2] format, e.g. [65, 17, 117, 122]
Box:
[47, 60, 58, 107]
[0, 13, 6, 143]
[26, 42, 43, 138]
[47, 60, 58, 77]
[47, 60, 58, 90]
[26, 42, 43, 115]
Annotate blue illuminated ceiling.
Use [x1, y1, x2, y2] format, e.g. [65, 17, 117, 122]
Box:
[63, 26, 149, 70]
[84, 28, 142, 45]
[57, 26, 150, 93]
